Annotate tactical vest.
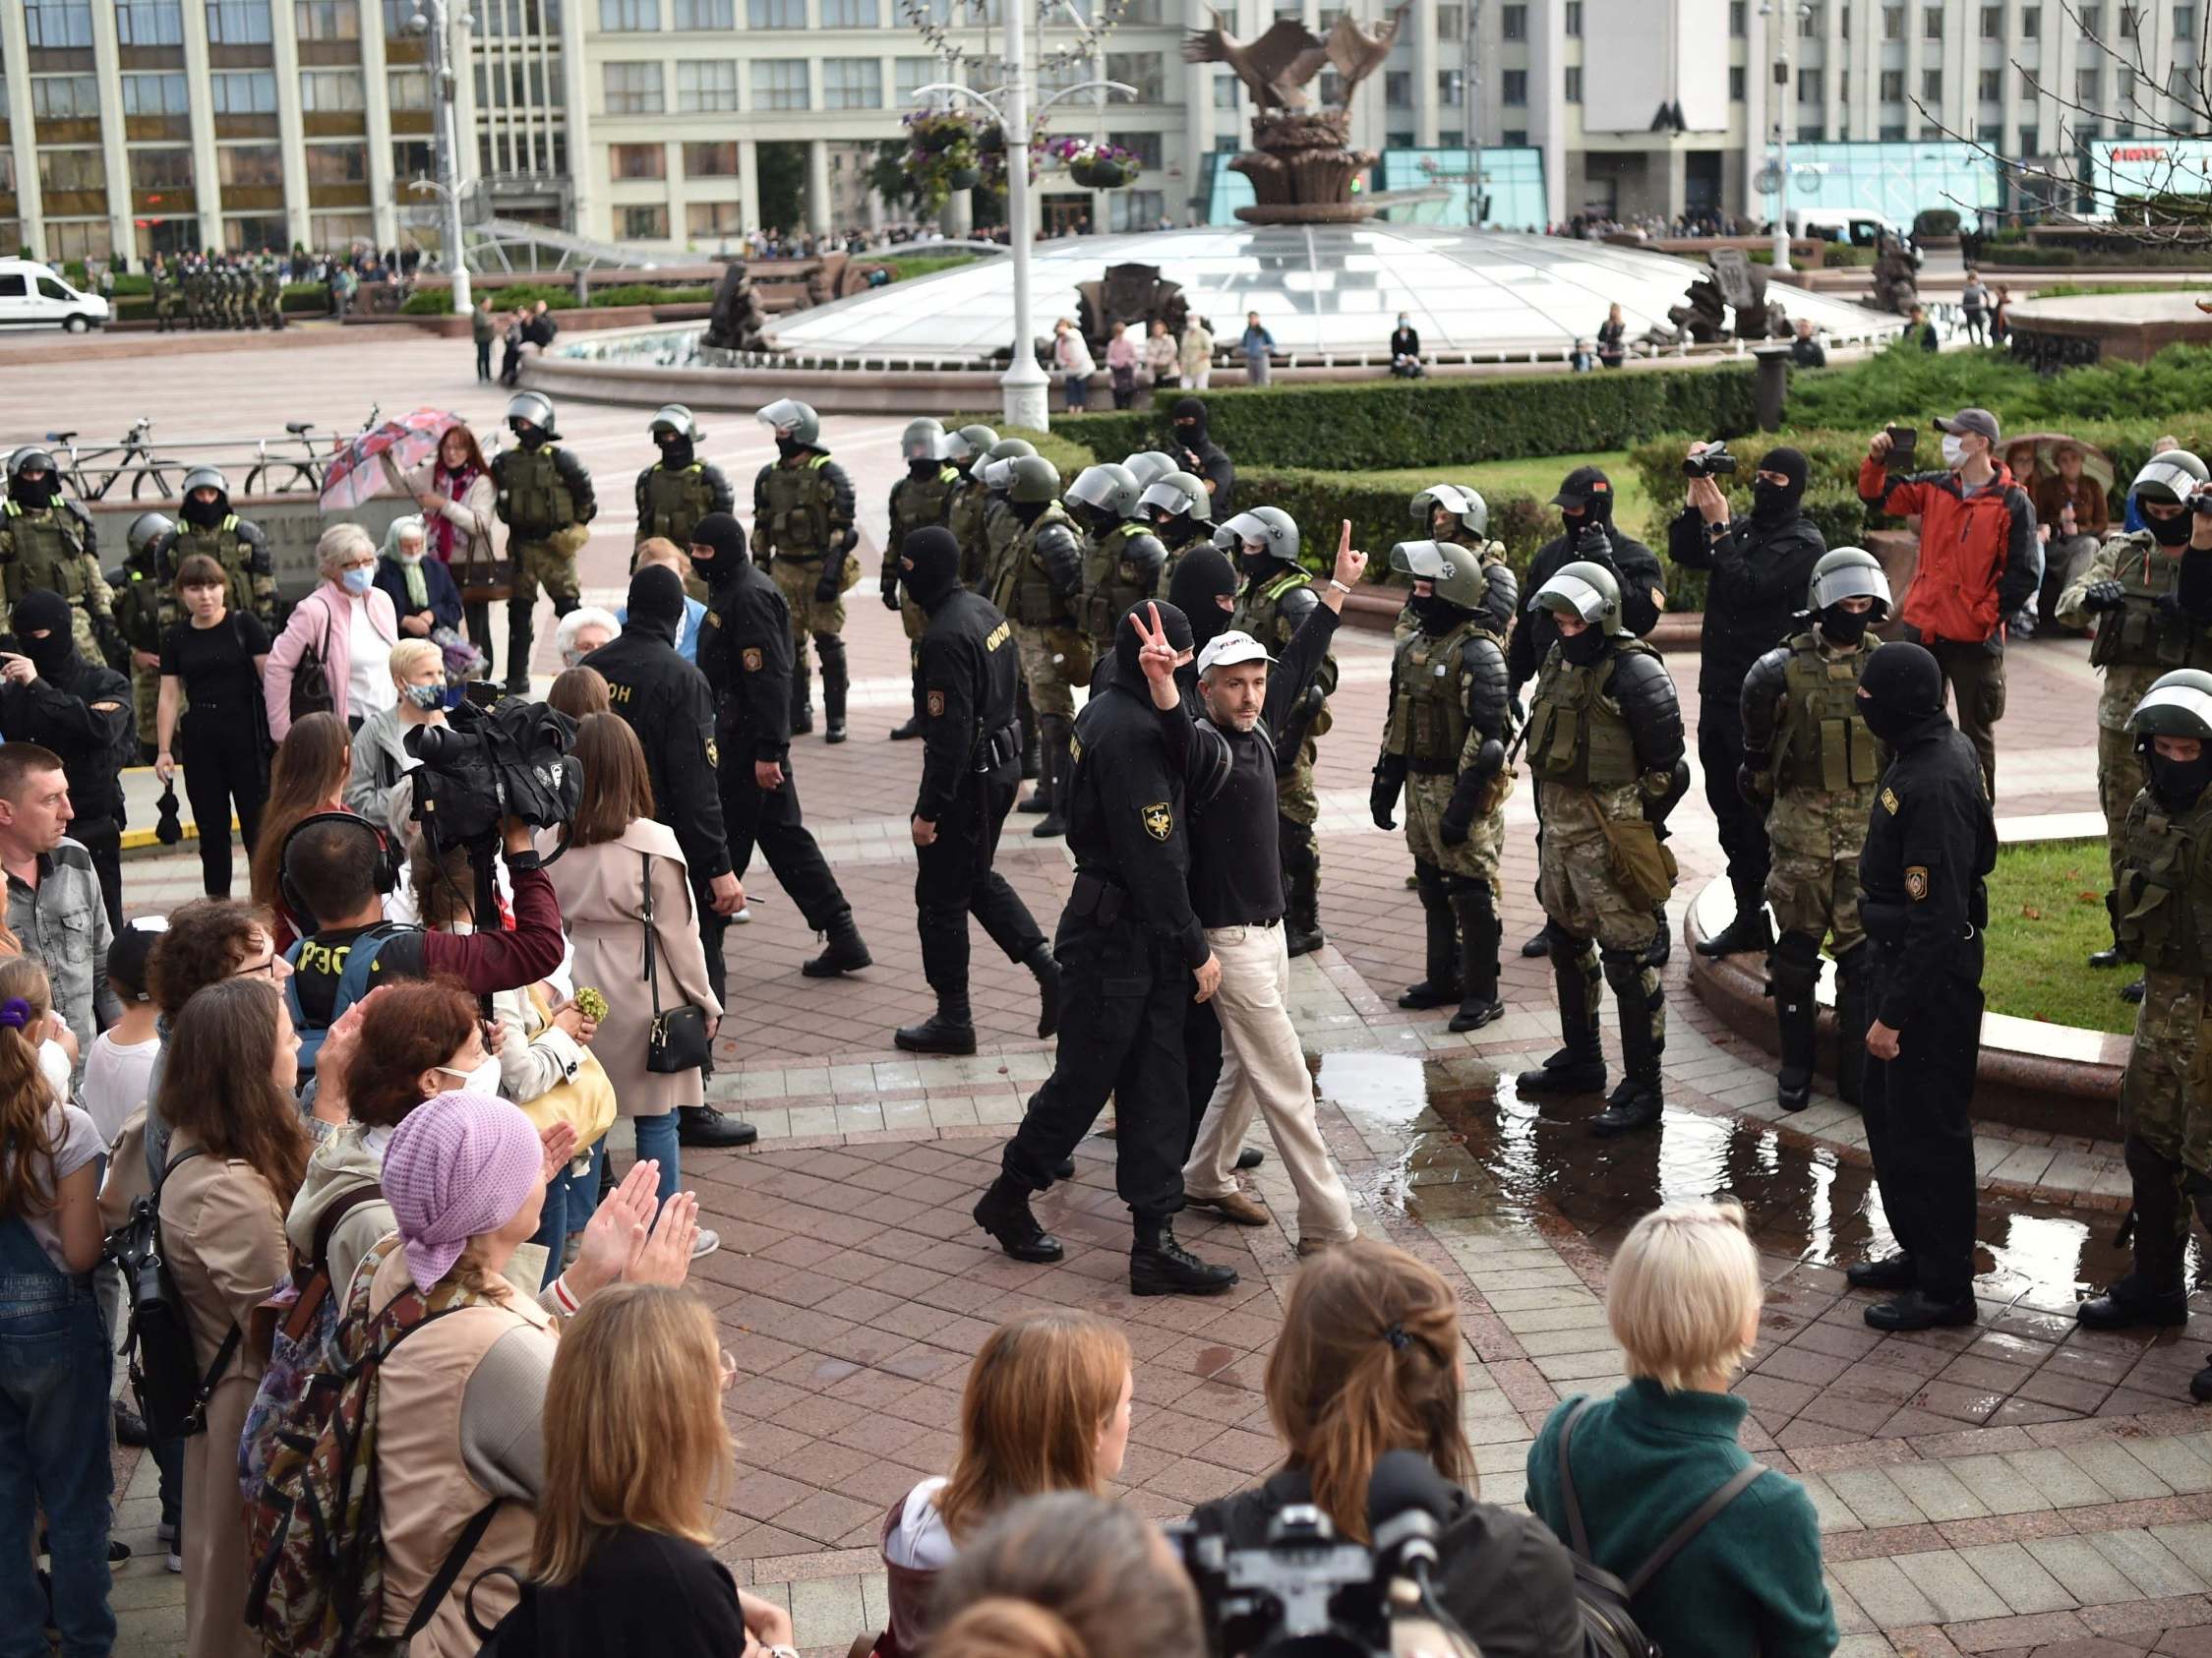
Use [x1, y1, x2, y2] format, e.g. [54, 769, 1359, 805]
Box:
[761, 454, 835, 559]
[1081, 520, 1157, 644]
[1012, 503, 1078, 628]
[642, 461, 716, 545]
[949, 479, 988, 583]
[2116, 792, 2212, 976]
[984, 501, 1022, 612]
[499, 446, 578, 537]
[1772, 632, 1884, 797]
[117, 563, 163, 650]
[172, 517, 255, 615]
[2, 502, 92, 603]
[2089, 537, 2195, 671]
[1386, 617, 1482, 771]
[1527, 638, 1658, 790]
[892, 467, 960, 540]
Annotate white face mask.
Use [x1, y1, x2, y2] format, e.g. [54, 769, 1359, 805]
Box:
[438, 1055, 503, 1097]
[1941, 434, 1967, 469]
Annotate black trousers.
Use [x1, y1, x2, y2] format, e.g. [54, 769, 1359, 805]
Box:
[474, 339, 492, 381]
[181, 714, 268, 899]
[1861, 962, 1982, 1301]
[915, 776, 1043, 994]
[2120, 1132, 2212, 1294]
[1002, 907, 1192, 1221]
[1181, 997, 1223, 1160]
[1699, 692, 1768, 901]
[718, 755, 847, 934]
[74, 815, 123, 936]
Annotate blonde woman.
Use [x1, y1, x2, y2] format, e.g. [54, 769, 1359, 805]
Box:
[1525, 1202, 1836, 1658]
[263, 522, 398, 740]
[477, 1284, 796, 1657]
[344, 637, 448, 836]
[876, 1310, 1133, 1658]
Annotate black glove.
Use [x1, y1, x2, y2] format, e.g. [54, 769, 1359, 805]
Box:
[1439, 742, 1502, 845]
[2157, 592, 2192, 625]
[814, 560, 843, 605]
[2081, 579, 2127, 615]
[880, 576, 902, 612]
[1736, 762, 1771, 808]
[1370, 758, 1405, 831]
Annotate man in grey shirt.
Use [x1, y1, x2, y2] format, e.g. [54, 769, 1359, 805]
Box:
[0, 741, 116, 1082]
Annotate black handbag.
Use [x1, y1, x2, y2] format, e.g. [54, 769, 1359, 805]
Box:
[288, 601, 335, 723]
[641, 852, 711, 1075]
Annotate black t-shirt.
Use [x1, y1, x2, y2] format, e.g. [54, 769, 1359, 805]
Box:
[484, 1525, 749, 1658]
[288, 921, 428, 1033]
[159, 614, 269, 711]
[1188, 724, 1285, 928]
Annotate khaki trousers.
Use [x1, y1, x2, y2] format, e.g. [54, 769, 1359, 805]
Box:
[1183, 922, 1357, 1244]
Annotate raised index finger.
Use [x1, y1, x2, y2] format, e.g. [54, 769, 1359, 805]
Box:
[1339, 519, 1352, 558]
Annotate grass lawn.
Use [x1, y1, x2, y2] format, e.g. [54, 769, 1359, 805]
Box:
[1981, 839, 2136, 1036]
[1345, 450, 1654, 540]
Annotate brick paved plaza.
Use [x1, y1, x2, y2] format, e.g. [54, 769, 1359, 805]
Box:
[27, 326, 2212, 1658]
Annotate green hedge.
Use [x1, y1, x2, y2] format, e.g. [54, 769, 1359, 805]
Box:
[1050, 363, 1762, 471]
[112, 281, 329, 322]
[1784, 339, 2212, 434]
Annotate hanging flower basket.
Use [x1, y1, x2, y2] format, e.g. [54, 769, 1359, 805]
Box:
[946, 165, 982, 191]
[1047, 137, 1139, 192]
[917, 122, 965, 153]
[1070, 157, 1133, 190]
[977, 125, 1006, 156]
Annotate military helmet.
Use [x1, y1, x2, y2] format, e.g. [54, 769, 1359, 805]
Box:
[900, 417, 948, 463]
[7, 448, 57, 481]
[180, 464, 231, 500]
[983, 437, 1036, 465]
[1411, 483, 1489, 538]
[946, 423, 999, 464]
[506, 390, 557, 435]
[649, 402, 702, 442]
[1389, 539, 1487, 612]
[2131, 449, 2210, 506]
[1530, 559, 1626, 636]
[1223, 506, 1299, 567]
[1006, 455, 1062, 505]
[1123, 450, 1180, 489]
[1807, 546, 1891, 617]
[756, 398, 821, 448]
[2129, 669, 2212, 741]
[1140, 470, 1212, 525]
[1066, 462, 1140, 522]
[979, 457, 1017, 492]
[128, 511, 173, 558]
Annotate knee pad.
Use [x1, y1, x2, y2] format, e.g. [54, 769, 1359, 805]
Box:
[1445, 873, 1494, 913]
[812, 630, 845, 659]
[1599, 945, 1663, 1004]
[1548, 928, 1594, 969]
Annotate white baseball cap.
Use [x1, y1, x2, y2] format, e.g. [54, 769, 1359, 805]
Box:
[1196, 629, 1275, 675]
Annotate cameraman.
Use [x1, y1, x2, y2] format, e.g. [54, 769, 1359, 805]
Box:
[1670, 444, 1825, 960]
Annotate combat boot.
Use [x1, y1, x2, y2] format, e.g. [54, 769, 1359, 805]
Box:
[1033, 716, 1071, 838]
[1398, 873, 1461, 1009]
[790, 651, 814, 736]
[1129, 1216, 1238, 1297]
[1519, 932, 1606, 1095]
[889, 679, 925, 740]
[897, 989, 977, 1055]
[2089, 890, 2123, 968]
[1284, 833, 1323, 958]
[802, 910, 871, 977]
[1020, 700, 1042, 781]
[817, 633, 849, 743]
[1448, 885, 1505, 1033]
[1695, 881, 1773, 958]
[1833, 946, 1870, 1106]
[1521, 927, 1552, 958]
[1590, 946, 1665, 1136]
[975, 1174, 1062, 1263]
[1768, 931, 1823, 1112]
[504, 609, 533, 694]
[1024, 941, 1061, 1038]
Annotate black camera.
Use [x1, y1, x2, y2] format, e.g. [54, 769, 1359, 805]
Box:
[405, 694, 582, 854]
[1683, 443, 1737, 480]
[2193, 490, 2212, 517]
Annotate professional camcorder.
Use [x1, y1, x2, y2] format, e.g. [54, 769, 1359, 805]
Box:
[1682, 443, 1737, 480]
[405, 694, 581, 854]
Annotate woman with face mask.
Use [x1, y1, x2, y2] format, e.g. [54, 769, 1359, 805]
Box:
[263, 521, 400, 741]
[343, 638, 448, 837]
[373, 514, 466, 644]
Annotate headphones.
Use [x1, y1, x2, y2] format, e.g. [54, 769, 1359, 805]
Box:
[278, 810, 403, 931]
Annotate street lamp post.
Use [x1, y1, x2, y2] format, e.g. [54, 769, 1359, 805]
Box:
[411, 0, 472, 316]
[1760, 0, 1809, 273]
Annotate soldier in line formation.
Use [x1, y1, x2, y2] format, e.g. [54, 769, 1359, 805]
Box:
[156, 250, 288, 331]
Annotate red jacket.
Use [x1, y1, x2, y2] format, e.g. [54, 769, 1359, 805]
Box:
[1857, 457, 2041, 646]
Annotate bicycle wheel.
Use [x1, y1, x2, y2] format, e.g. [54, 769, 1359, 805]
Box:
[132, 462, 177, 501]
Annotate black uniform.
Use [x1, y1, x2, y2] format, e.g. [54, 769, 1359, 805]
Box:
[1169, 400, 1235, 518]
[1508, 523, 1666, 699]
[1856, 645, 1995, 1316]
[1666, 470, 1826, 924]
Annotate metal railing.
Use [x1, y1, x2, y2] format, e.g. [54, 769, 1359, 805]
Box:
[16, 406, 384, 503]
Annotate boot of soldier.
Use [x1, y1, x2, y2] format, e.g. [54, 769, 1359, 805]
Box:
[1448, 886, 1505, 1033]
[802, 909, 871, 977]
[1591, 948, 1666, 1137]
[1285, 839, 1324, 958]
[1695, 881, 1774, 958]
[1516, 935, 1605, 1095]
[1023, 941, 1062, 1038]
[1033, 718, 1072, 839]
[2089, 890, 2123, 968]
[1521, 927, 1552, 958]
[975, 1174, 1063, 1263]
[1021, 711, 1056, 815]
[1398, 871, 1461, 1009]
[1020, 687, 1042, 782]
[1833, 948, 1870, 1107]
[897, 989, 977, 1055]
[1774, 984, 1819, 1112]
[1130, 1216, 1239, 1298]
[817, 634, 849, 743]
[1641, 904, 1673, 969]
[789, 651, 814, 736]
[504, 608, 534, 694]
[889, 679, 925, 740]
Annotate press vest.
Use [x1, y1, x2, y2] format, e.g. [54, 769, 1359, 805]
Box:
[641, 461, 716, 545]
[2090, 536, 2195, 672]
[497, 446, 578, 538]
[1527, 639, 1658, 790]
[1387, 618, 1482, 772]
[1, 501, 93, 604]
[761, 453, 836, 559]
[1013, 503, 1078, 628]
[2117, 791, 2212, 976]
[1772, 631, 1884, 797]
[1081, 520, 1158, 645]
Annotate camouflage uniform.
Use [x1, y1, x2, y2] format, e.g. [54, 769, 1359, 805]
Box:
[157, 511, 277, 629]
[949, 471, 991, 592]
[259, 256, 284, 329]
[1233, 563, 1336, 946]
[887, 461, 962, 651]
[0, 499, 117, 664]
[635, 455, 734, 601]
[115, 543, 168, 752]
[752, 449, 859, 734]
[490, 441, 596, 689]
[150, 263, 177, 331]
[1078, 518, 1168, 666]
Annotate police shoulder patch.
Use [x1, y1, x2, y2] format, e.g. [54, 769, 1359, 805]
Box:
[1141, 801, 1172, 841]
[705, 737, 720, 769]
[1880, 785, 1901, 815]
[927, 688, 945, 717]
[742, 646, 763, 672]
[1905, 864, 1929, 901]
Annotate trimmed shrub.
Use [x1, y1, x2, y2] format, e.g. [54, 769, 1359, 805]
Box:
[1913, 207, 1962, 239]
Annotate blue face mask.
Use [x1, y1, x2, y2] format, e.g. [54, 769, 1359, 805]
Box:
[341, 565, 374, 595]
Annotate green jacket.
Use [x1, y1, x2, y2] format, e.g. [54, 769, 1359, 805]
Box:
[1525, 1381, 1837, 1658]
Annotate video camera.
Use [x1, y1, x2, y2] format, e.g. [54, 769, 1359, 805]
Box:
[1166, 1451, 1481, 1658]
[1682, 443, 1737, 481]
[405, 693, 582, 857]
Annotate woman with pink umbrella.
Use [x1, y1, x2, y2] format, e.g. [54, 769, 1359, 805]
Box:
[408, 423, 503, 673]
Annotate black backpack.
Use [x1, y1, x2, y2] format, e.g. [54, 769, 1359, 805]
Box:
[106, 1146, 242, 1441]
[1553, 1397, 1765, 1658]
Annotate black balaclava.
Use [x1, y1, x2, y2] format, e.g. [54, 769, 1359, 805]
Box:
[2146, 503, 2195, 547]
[11, 590, 77, 679]
[1820, 604, 1873, 647]
[1559, 621, 1609, 668]
[1156, 511, 1208, 552]
[1111, 598, 1193, 690]
[1011, 497, 1050, 526]
[908, 454, 940, 481]
[1856, 639, 1945, 745]
[1752, 445, 1809, 527]
[655, 429, 694, 469]
[511, 419, 551, 451]
[626, 564, 686, 648]
[7, 467, 58, 511]
[776, 436, 807, 462]
[688, 510, 748, 579]
[2146, 737, 2212, 809]
[1171, 396, 1209, 445]
[900, 526, 962, 614]
[1556, 466, 1614, 548]
[1167, 546, 1238, 658]
[181, 488, 225, 529]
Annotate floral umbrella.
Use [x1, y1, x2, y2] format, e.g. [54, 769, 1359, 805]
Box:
[319, 407, 463, 512]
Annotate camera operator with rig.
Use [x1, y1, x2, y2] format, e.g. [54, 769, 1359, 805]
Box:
[1668, 442, 1826, 962]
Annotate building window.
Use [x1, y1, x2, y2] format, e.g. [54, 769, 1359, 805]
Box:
[1564, 66, 1583, 101]
[1565, 1, 1582, 32]
[621, 204, 669, 239]
[37, 149, 105, 192]
[601, 0, 658, 26]
[1729, 65, 1745, 99]
[1880, 121, 1907, 138]
[392, 138, 434, 177]
[1883, 4, 1902, 34]
[2018, 124, 2039, 152]
[1384, 69, 1411, 105]
[116, 1, 187, 45]
[821, 0, 879, 21]
[31, 75, 100, 118]
[2078, 3, 2098, 31]
[45, 221, 115, 262]
[1922, 4, 1941, 34]
[1922, 67, 1942, 99]
[1980, 4, 2002, 33]
[2117, 65, 2134, 105]
[121, 74, 191, 115]
[387, 67, 431, 108]
[299, 68, 367, 108]
[1881, 67, 1904, 99]
[671, 0, 730, 25]
[2021, 6, 2039, 33]
[684, 139, 738, 174]
[1105, 51, 1166, 102]
[1106, 189, 1166, 232]
[25, 2, 96, 49]
[1108, 130, 1162, 169]
[1387, 129, 1414, 147]
[895, 57, 937, 103]
[1979, 68, 2002, 100]
[211, 70, 278, 111]
[821, 58, 882, 107]
[1438, 69, 1462, 106]
[1437, 4, 1463, 39]
[1798, 67, 1823, 101]
[1502, 68, 1526, 104]
[1501, 4, 1525, 38]
[303, 141, 369, 180]
[609, 141, 665, 177]
[603, 60, 666, 112]
[750, 59, 807, 109]
[746, 0, 803, 24]
[2076, 65, 2098, 102]
[1214, 72, 1237, 108]
[216, 143, 283, 185]
[207, 0, 274, 41]
[1799, 4, 1821, 34]
[677, 59, 738, 109]
[687, 200, 743, 238]
[2178, 6, 2197, 42]
[128, 148, 194, 190]
[294, 0, 361, 39]
[1729, 0, 1746, 32]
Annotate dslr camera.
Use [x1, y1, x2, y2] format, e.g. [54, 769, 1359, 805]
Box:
[1683, 443, 1737, 480]
[405, 694, 583, 856]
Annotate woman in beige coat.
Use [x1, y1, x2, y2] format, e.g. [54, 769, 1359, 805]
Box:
[156, 977, 312, 1658]
[407, 421, 502, 675]
[547, 713, 724, 1252]
[1180, 315, 1215, 390]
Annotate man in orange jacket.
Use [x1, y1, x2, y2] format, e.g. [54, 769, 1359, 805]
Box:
[1857, 407, 2041, 799]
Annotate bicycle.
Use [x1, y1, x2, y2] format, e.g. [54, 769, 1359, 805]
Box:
[244, 421, 333, 496]
[42, 417, 182, 501]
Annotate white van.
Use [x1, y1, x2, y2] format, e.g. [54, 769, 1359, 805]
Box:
[0, 259, 110, 332]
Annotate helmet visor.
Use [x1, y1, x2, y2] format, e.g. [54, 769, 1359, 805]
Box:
[1530, 572, 1610, 623]
[1388, 540, 1449, 580]
[1139, 478, 1196, 517]
[756, 398, 806, 436]
[1810, 563, 1891, 611]
[2130, 680, 2212, 740]
[2134, 456, 2204, 505]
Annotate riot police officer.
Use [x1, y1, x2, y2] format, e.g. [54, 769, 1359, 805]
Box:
[1399, 484, 1515, 639]
[1123, 450, 1181, 492]
[635, 403, 733, 598]
[1066, 462, 1167, 675]
[1226, 506, 1333, 956]
[752, 398, 859, 741]
[1738, 548, 1891, 1111]
[259, 251, 285, 330]
[944, 422, 999, 593]
[491, 389, 596, 693]
[975, 438, 1043, 796]
[117, 510, 172, 762]
[0, 448, 116, 666]
[1003, 456, 1090, 838]
[153, 465, 274, 632]
[2074, 669, 2212, 1398]
[1372, 538, 1518, 1034]
[2058, 448, 2212, 1002]
[1516, 554, 1688, 1136]
[1847, 639, 1995, 1332]
[894, 524, 1060, 1054]
[1140, 468, 1214, 591]
[149, 256, 177, 333]
[689, 511, 872, 984]
[885, 418, 963, 740]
